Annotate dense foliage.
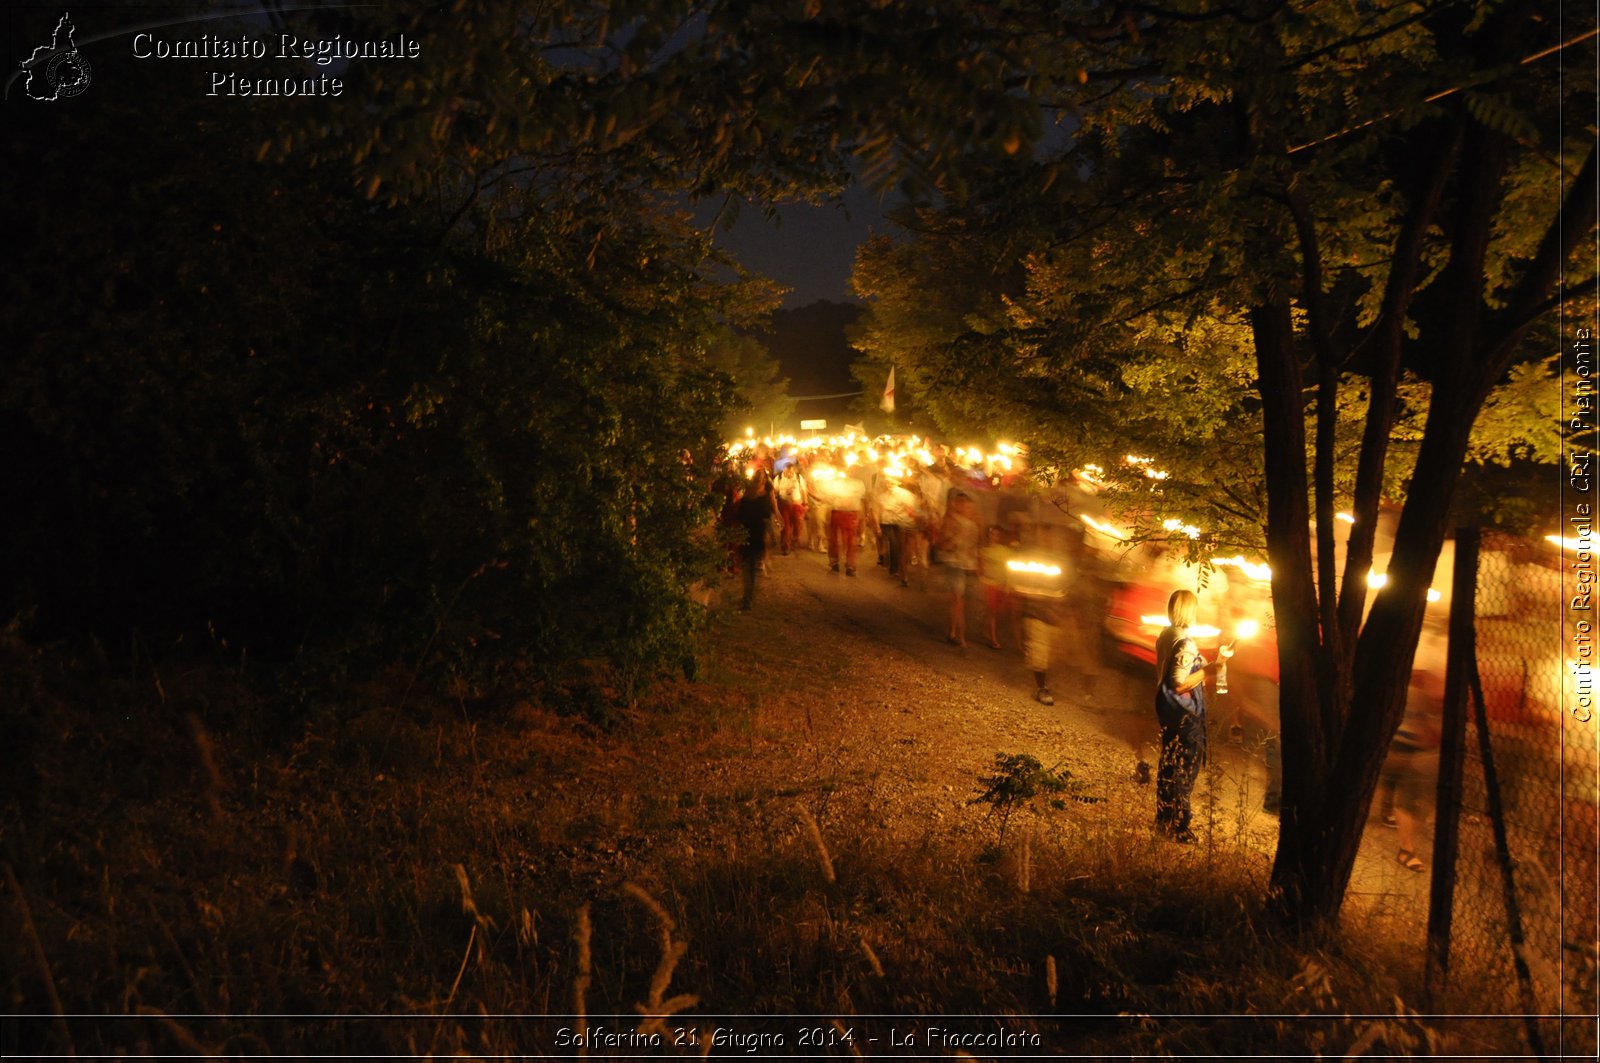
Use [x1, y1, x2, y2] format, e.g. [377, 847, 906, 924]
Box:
[1, 19, 771, 696]
[851, 191, 1569, 550]
[845, 0, 1594, 924]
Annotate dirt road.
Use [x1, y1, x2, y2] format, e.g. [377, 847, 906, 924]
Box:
[717, 544, 1431, 929]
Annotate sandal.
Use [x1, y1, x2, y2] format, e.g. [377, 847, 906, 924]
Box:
[1398, 849, 1426, 873]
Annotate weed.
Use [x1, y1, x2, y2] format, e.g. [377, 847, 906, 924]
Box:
[970, 752, 1088, 844]
[0, 632, 1555, 1059]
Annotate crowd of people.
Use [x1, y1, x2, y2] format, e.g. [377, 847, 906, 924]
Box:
[716, 435, 1079, 704]
[715, 433, 1440, 860]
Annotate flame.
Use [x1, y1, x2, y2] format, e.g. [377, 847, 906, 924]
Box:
[1081, 513, 1128, 541]
[1162, 518, 1201, 540]
[1214, 555, 1272, 581]
[1138, 614, 1222, 638]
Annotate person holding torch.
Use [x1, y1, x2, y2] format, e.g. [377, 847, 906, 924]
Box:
[1006, 518, 1068, 704]
[1153, 589, 1233, 843]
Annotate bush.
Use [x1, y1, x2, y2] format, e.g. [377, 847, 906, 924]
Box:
[1, 54, 750, 696]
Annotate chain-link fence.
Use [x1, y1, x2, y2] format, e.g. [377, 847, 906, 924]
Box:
[1425, 532, 1597, 1051]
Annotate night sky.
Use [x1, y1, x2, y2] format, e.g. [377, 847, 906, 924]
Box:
[700, 180, 893, 308]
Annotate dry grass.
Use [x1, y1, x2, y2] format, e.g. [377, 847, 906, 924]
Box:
[0, 631, 1551, 1058]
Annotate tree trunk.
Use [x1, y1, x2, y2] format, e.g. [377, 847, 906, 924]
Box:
[1252, 298, 1343, 921]
[1268, 399, 1477, 927]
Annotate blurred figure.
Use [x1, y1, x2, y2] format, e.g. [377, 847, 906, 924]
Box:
[774, 461, 809, 557]
[879, 473, 920, 586]
[901, 480, 934, 590]
[716, 472, 743, 575]
[734, 469, 777, 611]
[864, 459, 888, 568]
[938, 491, 982, 646]
[1381, 668, 1443, 872]
[1009, 521, 1069, 705]
[918, 459, 949, 532]
[806, 460, 835, 553]
[978, 525, 1016, 650]
[751, 467, 781, 574]
[828, 465, 867, 576]
[1055, 521, 1104, 699]
[1154, 589, 1232, 842]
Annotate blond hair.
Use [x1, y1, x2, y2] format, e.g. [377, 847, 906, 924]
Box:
[1167, 588, 1198, 627]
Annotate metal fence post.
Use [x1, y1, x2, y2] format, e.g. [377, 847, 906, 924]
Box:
[1471, 648, 1550, 1061]
[1426, 525, 1477, 999]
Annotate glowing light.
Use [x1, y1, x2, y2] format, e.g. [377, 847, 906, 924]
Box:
[1214, 555, 1272, 581]
[1162, 518, 1201, 540]
[1547, 534, 1590, 552]
[1138, 613, 1221, 637]
[1080, 513, 1129, 541]
[998, 442, 1016, 455]
[1007, 560, 1062, 577]
[916, 448, 934, 466]
[1235, 619, 1261, 640]
[1336, 512, 1355, 524]
[1427, 588, 1442, 603]
[745, 427, 754, 437]
[1367, 571, 1389, 589]
[843, 452, 859, 468]
[1144, 467, 1170, 480]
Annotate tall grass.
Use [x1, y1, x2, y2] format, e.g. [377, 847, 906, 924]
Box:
[0, 632, 1540, 1058]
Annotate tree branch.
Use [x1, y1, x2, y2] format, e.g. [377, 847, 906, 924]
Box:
[1277, 6, 1434, 73]
[1482, 142, 1599, 370]
[1335, 116, 1463, 642]
[1280, 181, 1344, 372]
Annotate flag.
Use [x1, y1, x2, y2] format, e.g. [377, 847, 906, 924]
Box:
[880, 366, 896, 413]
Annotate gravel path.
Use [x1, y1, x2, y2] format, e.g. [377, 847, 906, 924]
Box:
[708, 545, 1431, 926]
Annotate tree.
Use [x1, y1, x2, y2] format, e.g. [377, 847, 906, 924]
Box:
[705, 331, 796, 436]
[1175, 1, 1593, 926]
[1, 6, 773, 695]
[257, 0, 1593, 926]
[848, 0, 1595, 927]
